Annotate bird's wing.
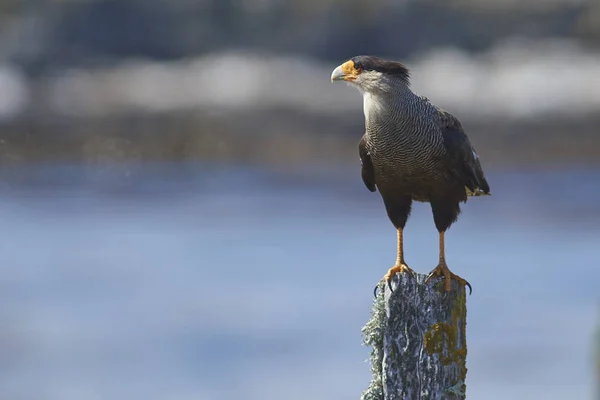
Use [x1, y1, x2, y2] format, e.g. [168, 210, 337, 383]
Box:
[358, 134, 377, 192]
[438, 109, 490, 195]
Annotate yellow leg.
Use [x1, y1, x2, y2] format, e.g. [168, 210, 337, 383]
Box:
[382, 228, 414, 291]
[425, 231, 472, 294]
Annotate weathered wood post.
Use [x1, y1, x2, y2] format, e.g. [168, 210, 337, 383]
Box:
[361, 272, 468, 400]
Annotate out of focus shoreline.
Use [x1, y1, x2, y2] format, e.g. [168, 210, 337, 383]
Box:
[0, 46, 598, 170]
[1, 108, 598, 169]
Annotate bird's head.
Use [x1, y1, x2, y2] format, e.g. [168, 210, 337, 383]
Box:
[330, 55, 410, 93]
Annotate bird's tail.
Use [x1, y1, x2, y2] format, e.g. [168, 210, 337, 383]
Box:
[468, 162, 490, 197]
[466, 187, 491, 197]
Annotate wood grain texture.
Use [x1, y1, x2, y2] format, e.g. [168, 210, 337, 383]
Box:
[361, 272, 468, 400]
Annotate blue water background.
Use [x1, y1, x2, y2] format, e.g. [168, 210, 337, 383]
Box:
[0, 162, 598, 400]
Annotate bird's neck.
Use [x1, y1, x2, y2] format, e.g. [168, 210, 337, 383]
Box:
[362, 84, 416, 124]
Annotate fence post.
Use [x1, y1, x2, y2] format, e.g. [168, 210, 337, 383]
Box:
[361, 272, 468, 400]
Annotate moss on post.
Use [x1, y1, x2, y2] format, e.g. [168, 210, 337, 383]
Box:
[361, 272, 468, 400]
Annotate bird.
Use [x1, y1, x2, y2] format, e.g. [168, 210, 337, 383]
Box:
[330, 55, 490, 294]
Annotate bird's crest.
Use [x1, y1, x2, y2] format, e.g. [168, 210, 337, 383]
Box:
[351, 55, 410, 83]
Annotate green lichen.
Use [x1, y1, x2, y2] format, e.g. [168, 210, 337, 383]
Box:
[360, 281, 386, 400]
[423, 283, 468, 397]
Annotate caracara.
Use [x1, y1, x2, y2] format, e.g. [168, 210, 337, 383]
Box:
[331, 55, 490, 294]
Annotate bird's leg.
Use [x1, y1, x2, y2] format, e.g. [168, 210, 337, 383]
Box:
[425, 231, 472, 294]
[382, 228, 414, 292]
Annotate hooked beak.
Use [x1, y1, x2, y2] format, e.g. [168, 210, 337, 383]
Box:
[331, 65, 345, 82]
[330, 60, 360, 83]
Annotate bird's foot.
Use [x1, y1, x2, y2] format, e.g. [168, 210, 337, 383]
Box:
[374, 263, 414, 297]
[384, 263, 415, 288]
[425, 261, 472, 295]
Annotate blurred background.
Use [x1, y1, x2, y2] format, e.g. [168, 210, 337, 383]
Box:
[0, 0, 599, 399]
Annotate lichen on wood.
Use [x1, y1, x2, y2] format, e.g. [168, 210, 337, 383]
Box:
[361, 271, 468, 400]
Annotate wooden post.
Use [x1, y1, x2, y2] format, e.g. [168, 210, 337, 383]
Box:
[361, 272, 468, 400]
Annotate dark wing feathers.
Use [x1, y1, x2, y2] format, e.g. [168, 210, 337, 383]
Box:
[358, 134, 377, 192]
[438, 109, 490, 195]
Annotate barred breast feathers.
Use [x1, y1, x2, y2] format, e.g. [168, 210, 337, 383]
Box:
[362, 85, 442, 151]
[361, 81, 490, 199]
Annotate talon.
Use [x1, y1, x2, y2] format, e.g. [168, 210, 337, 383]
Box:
[384, 263, 414, 293]
[426, 261, 471, 294]
[373, 283, 380, 298]
[373, 228, 413, 297]
[426, 231, 472, 294]
[373, 263, 414, 298]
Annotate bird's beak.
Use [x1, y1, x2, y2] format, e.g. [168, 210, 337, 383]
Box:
[331, 60, 359, 83]
[331, 65, 345, 82]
